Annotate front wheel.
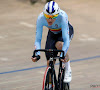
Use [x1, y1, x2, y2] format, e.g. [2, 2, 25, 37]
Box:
[42, 67, 50, 90]
[42, 67, 57, 90]
[59, 66, 70, 90]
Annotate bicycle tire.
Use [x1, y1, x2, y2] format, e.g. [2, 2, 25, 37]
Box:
[58, 66, 65, 90]
[42, 67, 50, 90]
[59, 66, 70, 90]
[42, 67, 56, 90]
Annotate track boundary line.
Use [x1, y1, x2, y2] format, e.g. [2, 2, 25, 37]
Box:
[0, 55, 100, 74]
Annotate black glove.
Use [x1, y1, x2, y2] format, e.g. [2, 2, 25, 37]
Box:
[32, 55, 41, 61]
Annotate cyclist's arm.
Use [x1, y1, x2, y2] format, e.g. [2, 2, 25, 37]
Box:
[61, 16, 70, 57]
[34, 15, 43, 55]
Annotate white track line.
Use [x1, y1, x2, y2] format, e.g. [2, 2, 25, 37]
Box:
[0, 58, 8, 61]
[79, 34, 97, 41]
[0, 76, 42, 85]
[0, 35, 7, 39]
[79, 38, 97, 41]
[13, 83, 41, 89]
[20, 22, 34, 28]
[0, 36, 4, 39]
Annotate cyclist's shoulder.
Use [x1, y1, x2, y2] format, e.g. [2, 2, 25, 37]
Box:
[37, 12, 47, 26]
[59, 10, 68, 18]
[58, 10, 68, 23]
[37, 12, 45, 20]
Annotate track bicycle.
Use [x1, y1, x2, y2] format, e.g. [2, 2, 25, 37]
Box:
[33, 49, 70, 90]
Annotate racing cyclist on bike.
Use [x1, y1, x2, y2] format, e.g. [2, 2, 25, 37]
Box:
[31, 1, 74, 84]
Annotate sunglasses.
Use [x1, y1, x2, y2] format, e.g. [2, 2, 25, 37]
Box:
[44, 13, 59, 19]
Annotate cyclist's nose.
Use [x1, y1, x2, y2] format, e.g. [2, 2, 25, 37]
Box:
[48, 18, 52, 21]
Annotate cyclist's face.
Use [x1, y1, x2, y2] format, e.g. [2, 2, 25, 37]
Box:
[46, 18, 56, 26]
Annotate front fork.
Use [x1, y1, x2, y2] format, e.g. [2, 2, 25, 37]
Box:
[49, 61, 58, 90]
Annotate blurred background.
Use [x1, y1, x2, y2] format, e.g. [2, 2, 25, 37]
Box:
[0, 0, 100, 90]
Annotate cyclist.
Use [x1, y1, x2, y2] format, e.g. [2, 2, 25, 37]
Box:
[31, 1, 74, 84]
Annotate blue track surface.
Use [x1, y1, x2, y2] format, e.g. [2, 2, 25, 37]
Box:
[0, 55, 100, 74]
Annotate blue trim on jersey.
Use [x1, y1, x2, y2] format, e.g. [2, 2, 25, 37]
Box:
[52, 1, 55, 12]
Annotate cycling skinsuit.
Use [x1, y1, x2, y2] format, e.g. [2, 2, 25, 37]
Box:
[34, 10, 74, 59]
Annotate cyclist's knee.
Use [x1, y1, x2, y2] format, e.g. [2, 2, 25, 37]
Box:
[55, 41, 63, 50]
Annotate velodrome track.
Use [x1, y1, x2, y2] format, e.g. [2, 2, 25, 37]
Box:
[0, 0, 100, 90]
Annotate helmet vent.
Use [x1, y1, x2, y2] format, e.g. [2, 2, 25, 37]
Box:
[46, 9, 49, 13]
[46, 9, 55, 14]
[57, 8, 59, 11]
[52, 10, 55, 13]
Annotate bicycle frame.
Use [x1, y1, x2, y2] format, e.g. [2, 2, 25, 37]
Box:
[49, 57, 58, 89]
[33, 49, 65, 90]
[48, 50, 65, 90]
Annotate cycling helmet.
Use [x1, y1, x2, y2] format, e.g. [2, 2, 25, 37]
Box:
[43, 1, 60, 15]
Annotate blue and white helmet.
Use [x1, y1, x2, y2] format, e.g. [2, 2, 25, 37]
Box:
[43, 1, 60, 15]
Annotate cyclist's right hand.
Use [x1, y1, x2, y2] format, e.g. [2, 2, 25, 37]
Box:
[31, 55, 40, 62]
[31, 57, 37, 62]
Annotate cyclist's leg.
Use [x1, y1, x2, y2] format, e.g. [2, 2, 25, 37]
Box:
[55, 21, 74, 61]
[42, 67, 51, 90]
[55, 41, 70, 61]
[45, 30, 58, 89]
[55, 33, 70, 61]
[55, 41, 70, 69]
[45, 30, 58, 66]
[55, 25, 74, 83]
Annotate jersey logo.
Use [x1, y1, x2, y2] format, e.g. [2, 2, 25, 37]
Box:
[55, 24, 58, 28]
